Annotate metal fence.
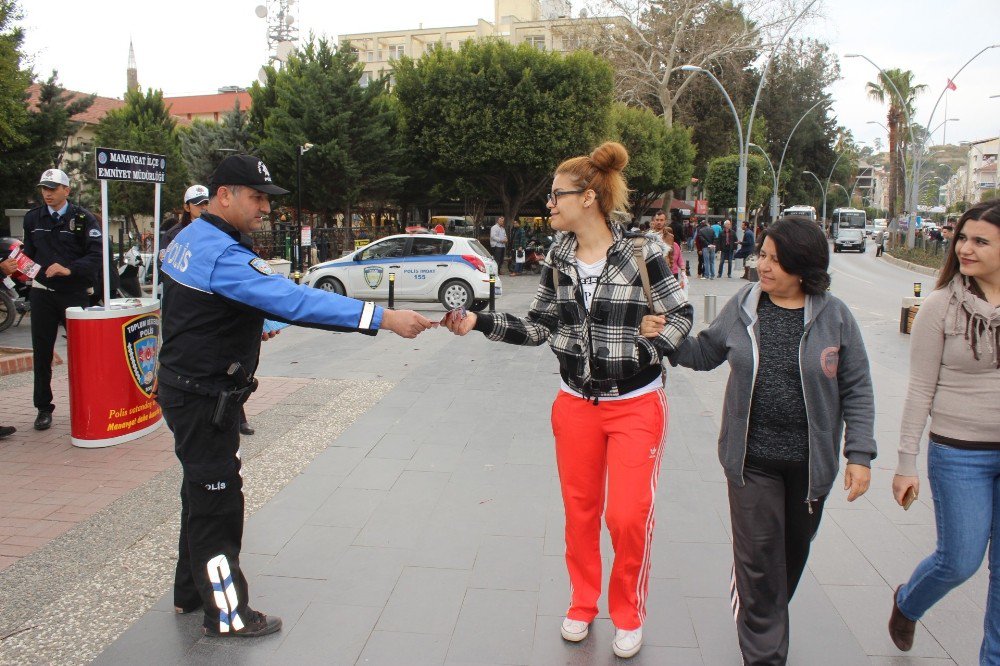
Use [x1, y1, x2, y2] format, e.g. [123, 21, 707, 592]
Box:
[249, 227, 398, 265]
[886, 231, 949, 258]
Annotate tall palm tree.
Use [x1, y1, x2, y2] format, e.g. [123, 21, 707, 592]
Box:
[866, 69, 927, 220]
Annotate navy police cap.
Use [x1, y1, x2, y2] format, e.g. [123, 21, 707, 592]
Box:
[209, 155, 289, 196]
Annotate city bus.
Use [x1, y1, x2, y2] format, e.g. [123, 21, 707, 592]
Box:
[831, 207, 866, 238]
[781, 205, 818, 222]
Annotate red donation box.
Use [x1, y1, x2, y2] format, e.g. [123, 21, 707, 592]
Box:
[65, 298, 163, 448]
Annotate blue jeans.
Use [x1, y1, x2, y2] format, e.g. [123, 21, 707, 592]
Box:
[702, 247, 716, 278]
[897, 441, 1000, 664]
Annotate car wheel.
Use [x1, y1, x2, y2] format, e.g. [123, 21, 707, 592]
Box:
[439, 279, 474, 310]
[470, 299, 489, 312]
[315, 277, 345, 295]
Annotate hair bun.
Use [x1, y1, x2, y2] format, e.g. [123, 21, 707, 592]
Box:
[590, 141, 629, 173]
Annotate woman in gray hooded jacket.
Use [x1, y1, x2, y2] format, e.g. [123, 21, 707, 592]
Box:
[641, 217, 877, 665]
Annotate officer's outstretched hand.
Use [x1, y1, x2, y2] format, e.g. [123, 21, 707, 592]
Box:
[381, 309, 435, 339]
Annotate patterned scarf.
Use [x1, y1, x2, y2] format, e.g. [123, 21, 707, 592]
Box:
[949, 275, 1000, 368]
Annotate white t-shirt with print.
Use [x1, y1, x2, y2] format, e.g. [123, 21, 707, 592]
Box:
[559, 257, 662, 401]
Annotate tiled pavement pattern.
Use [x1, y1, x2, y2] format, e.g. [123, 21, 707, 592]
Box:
[1, 246, 989, 665]
[0, 365, 311, 572]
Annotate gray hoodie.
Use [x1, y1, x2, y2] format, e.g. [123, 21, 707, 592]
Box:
[669, 283, 877, 501]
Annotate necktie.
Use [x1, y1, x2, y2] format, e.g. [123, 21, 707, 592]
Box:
[51, 212, 60, 223]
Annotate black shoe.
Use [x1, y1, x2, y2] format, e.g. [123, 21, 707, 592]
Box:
[0, 425, 15, 439]
[203, 609, 282, 638]
[888, 585, 915, 651]
[34, 411, 52, 431]
[174, 601, 203, 614]
[239, 421, 255, 436]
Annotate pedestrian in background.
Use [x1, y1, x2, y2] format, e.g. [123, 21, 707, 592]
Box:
[717, 219, 737, 278]
[698, 219, 717, 280]
[888, 200, 1000, 662]
[158, 154, 433, 639]
[735, 223, 756, 267]
[443, 142, 692, 659]
[510, 219, 527, 276]
[642, 216, 876, 663]
[8, 169, 102, 431]
[490, 216, 508, 274]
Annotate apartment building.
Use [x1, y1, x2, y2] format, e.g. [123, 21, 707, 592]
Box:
[340, 0, 594, 86]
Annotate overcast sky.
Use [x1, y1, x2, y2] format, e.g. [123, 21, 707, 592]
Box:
[20, 1, 1000, 148]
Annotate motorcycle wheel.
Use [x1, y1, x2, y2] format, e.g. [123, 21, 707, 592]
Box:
[0, 291, 14, 333]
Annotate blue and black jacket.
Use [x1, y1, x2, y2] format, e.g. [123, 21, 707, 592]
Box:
[158, 213, 383, 393]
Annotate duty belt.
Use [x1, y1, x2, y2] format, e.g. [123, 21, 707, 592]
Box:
[158, 371, 229, 397]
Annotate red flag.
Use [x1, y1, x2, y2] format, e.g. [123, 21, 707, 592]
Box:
[946, 78, 957, 91]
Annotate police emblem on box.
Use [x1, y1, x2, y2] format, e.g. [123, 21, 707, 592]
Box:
[122, 314, 160, 397]
[364, 266, 384, 289]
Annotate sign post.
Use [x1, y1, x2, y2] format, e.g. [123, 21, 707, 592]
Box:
[95, 146, 168, 303]
[63, 148, 168, 448]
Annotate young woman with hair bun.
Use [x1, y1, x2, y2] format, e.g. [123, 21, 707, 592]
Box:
[443, 141, 693, 658]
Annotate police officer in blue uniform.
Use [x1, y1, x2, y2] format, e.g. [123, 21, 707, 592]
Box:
[158, 154, 433, 638]
[20, 169, 103, 430]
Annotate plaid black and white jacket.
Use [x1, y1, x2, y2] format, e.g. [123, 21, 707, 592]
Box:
[474, 223, 693, 400]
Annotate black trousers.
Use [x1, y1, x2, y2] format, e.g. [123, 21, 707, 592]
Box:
[718, 249, 735, 277]
[158, 383, 250, 631]
[728, 457, 827, 666]
[492, 246, 506, 272]
[29, 288, 89, 413]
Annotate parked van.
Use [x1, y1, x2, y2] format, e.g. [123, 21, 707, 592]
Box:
[430, 216, 475, 236]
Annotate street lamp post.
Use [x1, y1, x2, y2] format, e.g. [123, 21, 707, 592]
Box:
[847, 45, 999, 248]
[295, 142, 314, 279]
[749, 143, 778, 221]
[802, 170, 827, 223]
[776, 98, 827, 209]
[680, 0, 820, 229]
[680, 65, 745, 223]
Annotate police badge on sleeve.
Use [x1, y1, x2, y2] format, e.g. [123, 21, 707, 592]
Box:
[122, 314, 160, 397]
[249, 258, 274, 275]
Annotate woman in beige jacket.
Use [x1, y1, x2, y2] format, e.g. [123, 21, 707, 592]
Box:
[888, 200, 1000, 661]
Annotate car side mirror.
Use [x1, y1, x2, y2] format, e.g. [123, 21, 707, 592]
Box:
[353, 254, 363, 262]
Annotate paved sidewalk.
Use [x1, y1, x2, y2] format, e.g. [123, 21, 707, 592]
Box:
[0, 365, 311, 572]
[0, 246, 988, 665]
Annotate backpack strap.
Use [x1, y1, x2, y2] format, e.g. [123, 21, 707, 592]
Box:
[631, 237, 656, 313]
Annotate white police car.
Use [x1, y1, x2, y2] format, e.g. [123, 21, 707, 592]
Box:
[303, 234, 503, 311]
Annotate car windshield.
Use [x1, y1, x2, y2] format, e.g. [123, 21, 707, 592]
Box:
[467, 239, 493, 259]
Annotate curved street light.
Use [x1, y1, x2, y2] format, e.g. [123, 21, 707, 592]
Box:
[748, 142, 778, 220]
[776, 98, 827, 207]
[802, 170, 826, 218]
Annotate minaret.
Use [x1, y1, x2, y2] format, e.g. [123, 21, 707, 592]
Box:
[127, 40, 138, 94]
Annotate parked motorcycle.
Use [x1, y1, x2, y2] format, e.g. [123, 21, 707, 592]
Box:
[116, 245, 145, 298]
[0, 237, 31, 333]
[507, 241, 547, 275]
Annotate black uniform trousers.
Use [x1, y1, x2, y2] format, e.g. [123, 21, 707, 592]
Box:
[728, 457, 827, 666]
[158, 383, 250, 632]
[29, 288, 89, 413]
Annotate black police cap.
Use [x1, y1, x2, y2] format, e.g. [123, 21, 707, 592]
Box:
[209, 155, 289, 195]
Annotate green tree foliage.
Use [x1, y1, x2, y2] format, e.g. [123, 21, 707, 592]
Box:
[0, 72, 94, 210]
[178, 100, 255, 185]
[91, 89, 188, 231]
[704, 153, 768, 211]
[394, 40, 614, 223]
[609, 103, 695, 221]
[250, 37, 405, 224]
[0, 0, 28, 152]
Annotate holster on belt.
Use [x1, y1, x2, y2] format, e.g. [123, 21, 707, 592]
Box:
[211, 376, 259, 431]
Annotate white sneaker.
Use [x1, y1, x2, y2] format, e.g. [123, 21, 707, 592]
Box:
[560, 618, 589, 642]
[613, 627, 643, 658]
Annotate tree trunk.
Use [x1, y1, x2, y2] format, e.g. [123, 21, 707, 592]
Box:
[887, 109, 899, 221]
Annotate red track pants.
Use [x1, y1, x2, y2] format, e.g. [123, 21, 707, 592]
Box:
[552, 388, 668, 631]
